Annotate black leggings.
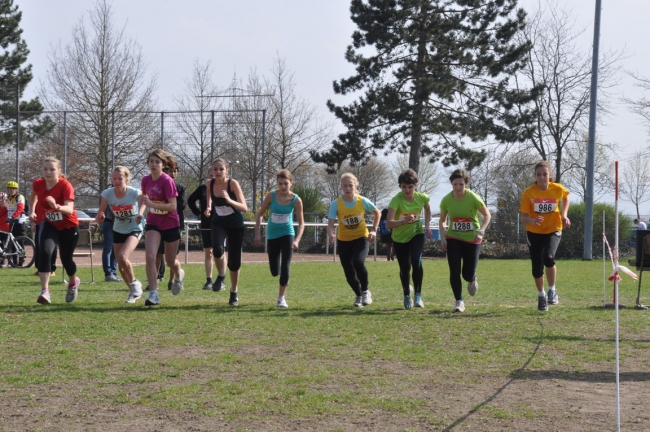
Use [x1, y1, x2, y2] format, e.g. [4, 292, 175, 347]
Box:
[527, 231, 562, 278]
[393, 234, 424, 295]
[446, 238, 481, 301]
[267, 235, 294, 286]
[211, 223, 245, 271]
[37, 222, 78, 276]
[34, 224, 57, 271]
[337, 237, 369, 296]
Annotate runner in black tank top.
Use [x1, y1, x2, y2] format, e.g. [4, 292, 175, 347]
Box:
[204, 158, 248, 306]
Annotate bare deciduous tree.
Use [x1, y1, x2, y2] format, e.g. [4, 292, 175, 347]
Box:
[172, 60, 225, 191]
[561, 134, 615, 202]
[391, 153, 440, 196]
[38, 0, 157, 197]
[515, 1, 621, 182]
[266, 56, 332, 173]
[621, 152, 650, 220]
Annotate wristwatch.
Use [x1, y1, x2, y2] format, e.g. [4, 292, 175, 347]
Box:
[477, 229, 485, 235]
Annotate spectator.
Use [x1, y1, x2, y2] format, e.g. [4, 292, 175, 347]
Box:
[634, 218, 647, 230]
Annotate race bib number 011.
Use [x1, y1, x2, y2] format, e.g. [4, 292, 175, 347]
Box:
[112, 204, 135, 219]
[342, 213, 363, 229]
[533, 199, 556, 214]
[452, 218, 473, 232]
[45, 211, 63, 222]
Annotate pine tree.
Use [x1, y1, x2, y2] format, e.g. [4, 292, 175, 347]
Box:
[312, 0, 538, 173]
[0, 0, 46, 149]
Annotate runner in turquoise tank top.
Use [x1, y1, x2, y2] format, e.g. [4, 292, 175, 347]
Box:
[255, 169, 305, 308]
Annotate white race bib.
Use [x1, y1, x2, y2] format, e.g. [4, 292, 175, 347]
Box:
[534, 199, 556, 214]
[341, 213, 363, 229]
[215, 206, 234, 217]
[150, 200, 168, 215]
[452, 218, 473, 232]
[271, 213, 290, 224]
[46, 211, 63, 222]
[112, 204, 135, 219]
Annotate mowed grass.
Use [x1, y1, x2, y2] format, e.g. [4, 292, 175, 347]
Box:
[1, 258, 649, 428]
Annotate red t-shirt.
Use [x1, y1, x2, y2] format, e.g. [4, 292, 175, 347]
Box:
[0, 206, 8, 232]
[32, 177, 79, 230]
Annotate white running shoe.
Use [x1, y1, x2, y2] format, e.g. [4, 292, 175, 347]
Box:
[145, 290, 160, 306]
[467, 279, 478, 296]
[361, 290, 373, 305]
[277, 297, 288, 308]
[453, 300, 465, 313]
[172, 269, 185, 296]
[126, 280, 143, 303]
[414, 293, 424, 308]
[66, 276, 80, 303]
[37, 289, 51, 305]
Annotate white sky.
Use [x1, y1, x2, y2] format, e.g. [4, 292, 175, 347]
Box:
[15, 0, 650, 213]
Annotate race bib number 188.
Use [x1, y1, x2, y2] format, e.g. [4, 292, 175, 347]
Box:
[342, 214, 363, 229]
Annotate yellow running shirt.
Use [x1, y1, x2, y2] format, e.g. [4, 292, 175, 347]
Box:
[519, 182, 569, 234]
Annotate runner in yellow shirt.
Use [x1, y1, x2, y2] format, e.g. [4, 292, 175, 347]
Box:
[519, 161, 570, 311]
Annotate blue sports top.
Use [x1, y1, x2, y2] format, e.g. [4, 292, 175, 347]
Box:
[266, 191, 297, 239]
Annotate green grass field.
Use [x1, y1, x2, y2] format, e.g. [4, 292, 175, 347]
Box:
[1, 259, 649, 431]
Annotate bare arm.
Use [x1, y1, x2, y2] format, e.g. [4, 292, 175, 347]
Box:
[254, 192, 272, 247]
[293, 197, 305, 249]
[226, 179, 248, 213]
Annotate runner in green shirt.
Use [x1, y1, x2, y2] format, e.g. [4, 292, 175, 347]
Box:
[386, 169, 431, 309]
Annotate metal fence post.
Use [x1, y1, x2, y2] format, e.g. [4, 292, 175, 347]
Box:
[160, 111, 164, 149]
[111, 110, 115, 172]
[63, 111, 67, 175]
[15, 84, 20, 183]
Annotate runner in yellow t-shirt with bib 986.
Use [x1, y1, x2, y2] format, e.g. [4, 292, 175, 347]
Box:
[519, 161, 570, 312]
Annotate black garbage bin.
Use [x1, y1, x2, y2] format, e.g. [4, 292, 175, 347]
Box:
[635, 229, 650, 268]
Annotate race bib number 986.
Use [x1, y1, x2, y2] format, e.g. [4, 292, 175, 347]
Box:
[534, 199, 556, 214]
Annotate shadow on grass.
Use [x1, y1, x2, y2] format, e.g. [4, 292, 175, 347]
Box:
[510, 370, 650, 382]
[442, 317, 545, 431]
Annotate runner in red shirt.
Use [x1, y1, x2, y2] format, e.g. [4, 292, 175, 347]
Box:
[29, 156, 81, 305]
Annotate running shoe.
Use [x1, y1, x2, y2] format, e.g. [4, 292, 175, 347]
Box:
[37, 289, 51, 305]
[277, 297, 288, 308]
[202, 281, 213, 291]
[213, 275, 226, 292]
[547, 289, 559, 305]
[126, 280, 143, 304]
[354, 295, 363, 308]
[145, 290, 160, 306]
[229, 291, 239, 306]
[105, 274, 121, 282]
[172, 269, 185, 295]
[403, 285, 414, 309]
[361, 290, 373, 306]
[468, 279, 478, 296]
[453, 299, 465, 313]
[167, 279, 173, 291]
[414, 293, 424, 308]
[66, 276, 80, 303]
[538, 294, 548, 311]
